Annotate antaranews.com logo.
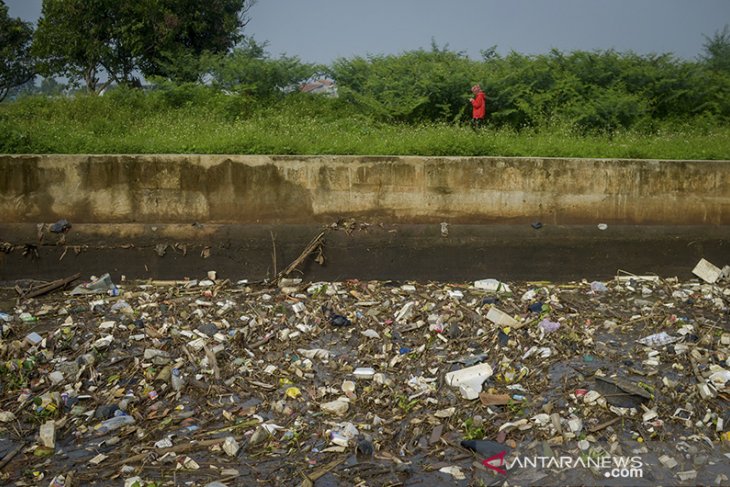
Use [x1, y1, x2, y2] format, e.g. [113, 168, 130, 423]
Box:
[482, 450, 644, 479]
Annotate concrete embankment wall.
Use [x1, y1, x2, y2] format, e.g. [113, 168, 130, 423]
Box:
[1, 154, 728, 281]
[1, 154, 729, 224]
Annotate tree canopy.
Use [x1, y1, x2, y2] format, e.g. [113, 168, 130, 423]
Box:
[327, 42, 730, 132]
[204, 39, 319, 98]
[2, 3, 729, 136]
[136, 0, 251, 82]
[0, 0, 34, 101]
[702, 25, 730, 73]
[32, 0, 253, 92]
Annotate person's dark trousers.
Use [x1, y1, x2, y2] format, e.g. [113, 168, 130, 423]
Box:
[471, 117, 484, 130]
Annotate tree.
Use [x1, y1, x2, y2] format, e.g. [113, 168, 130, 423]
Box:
[33, 0, 133, 94]
[329, 44, 475, 123]
[702, 24, 730, 73]
[205, 39, 319, 98]
[0, 1, 34, 102]
[135, 0, 254, 82]
[38, 77, 65, 96]
[33, 0, 254, 93]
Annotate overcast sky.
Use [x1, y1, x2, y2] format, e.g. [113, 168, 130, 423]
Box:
[5, 0, 729, 63]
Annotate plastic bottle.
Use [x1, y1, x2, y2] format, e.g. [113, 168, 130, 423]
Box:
[353, 367, 375, 379]
[19, 312, 38, 323]
[49, 475, 66, 487]
[94, 415, 136, 435]
[171, 368, 184, 391]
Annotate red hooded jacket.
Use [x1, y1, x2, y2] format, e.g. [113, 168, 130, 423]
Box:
[471, 91, 486, 119]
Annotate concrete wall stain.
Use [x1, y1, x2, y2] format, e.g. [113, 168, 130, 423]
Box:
[214, 160, 314, 222]
[0, 157, 63, 220]
[0, 155, 728, 224]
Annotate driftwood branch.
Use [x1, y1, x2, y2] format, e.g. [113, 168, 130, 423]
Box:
[20, 273, 81, 300]
[278, 231, 326, 280]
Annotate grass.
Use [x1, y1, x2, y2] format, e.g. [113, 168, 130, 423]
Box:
[462, 418, 486, 440]
[1, 92, 729, 159]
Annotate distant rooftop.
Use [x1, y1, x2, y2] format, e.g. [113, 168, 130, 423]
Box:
[300, 78, 337, 97]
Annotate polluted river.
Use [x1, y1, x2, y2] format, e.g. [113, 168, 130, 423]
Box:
[0, 260, 729, 487]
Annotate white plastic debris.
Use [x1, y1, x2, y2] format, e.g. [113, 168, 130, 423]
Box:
[697, 383, 716, 399]
[329, 431, 349, 447]
[721, 265, 730, 280]
[291, 302, 306, 315]
[439, 466, 466, 480]
[92, 335, 114, 349]
[615, 275, 660, 283]
[583, 390, 602, 404]
[671, 408, 693, 421]
[636, 331, 680, 347]
[98, 320, 116, 330]
[394, 301, 415, 323]
[89, 453, 108, 465]
[486, 307, 521, 328]
[49, 475, 66, 487]
[143, 348, 170, 360]
[642, 409, 658, 422]
[521, 289, 538, 302]
[353, 367, 376, 379]
[659, 454, 678, 469]
[444, 363, 493, 400]
[222, 436, 240, 457]
[532, 413, 551, 426]
[0, 411, 16, 423]
[708, 368, 730, 388]
[155, 438, 173, 449]
[320, 397, 350, 416]
[48, 371, 64, 385]
[677, 470, 697, 481]
[178, 456, 200, 470]
[692, 258, 722, 284]
[124, 478, 143, 487]
[590, 281, 609, 293]
[361, 329, 381, 339]
[567, 417, 583, 433]
[373, 373, 391, 386]
[474, 279, 511, 293]
[278, 277, 302, 288]
[434, 407, 455, 418]
[70, 273, 117, 295]
[297, 348, 330, 361]
[328, 422, 359, 448]
[341, 380, 356, 394]
[25, 332, 43, 346]
[440, 222, 449, 237]
[40, 420, 56, 448]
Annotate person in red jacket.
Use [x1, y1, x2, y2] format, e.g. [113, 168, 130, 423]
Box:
[469, 84, 486, 130]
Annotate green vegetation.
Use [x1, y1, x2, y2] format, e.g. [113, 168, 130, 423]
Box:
[32, 0, 251, 90]
[0, 2, 33, 101]
[396, 394, 420, 414]
[0, 0, 728, 158]
[462, 418, 485, 440]
[1, 87, 727, 158]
